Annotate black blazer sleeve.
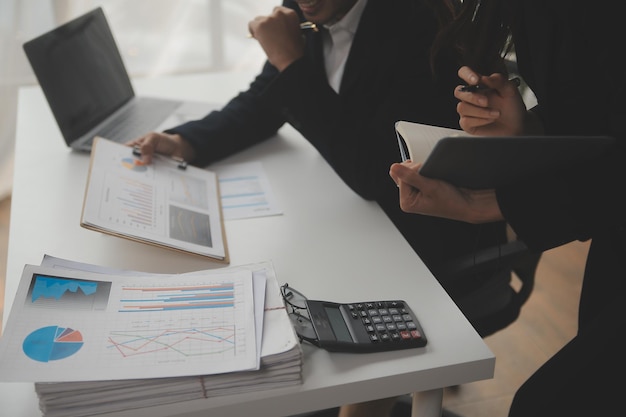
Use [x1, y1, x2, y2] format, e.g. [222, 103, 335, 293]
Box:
[496, 0, 626, 252]
[166, 0, 460, 202]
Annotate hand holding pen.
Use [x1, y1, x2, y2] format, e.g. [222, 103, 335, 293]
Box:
[248, 6, 317, 72]
[455, 66, 529, 136]
[460, 76, 520, 93]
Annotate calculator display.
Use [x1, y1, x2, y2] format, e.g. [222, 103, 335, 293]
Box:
[324, 306, 352, 342]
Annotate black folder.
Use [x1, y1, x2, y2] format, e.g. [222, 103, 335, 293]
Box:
[394, 120, 615, 189]
[419, 135, 615, 189]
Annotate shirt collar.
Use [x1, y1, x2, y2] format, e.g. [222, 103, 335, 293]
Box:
[323, 0, 367, 36]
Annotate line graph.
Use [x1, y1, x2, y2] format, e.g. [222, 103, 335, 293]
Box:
[107, 325, 236, 358]
[108, 279, 250, 363]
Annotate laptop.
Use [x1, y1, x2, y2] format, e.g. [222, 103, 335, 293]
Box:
[23, 7, 215, 152]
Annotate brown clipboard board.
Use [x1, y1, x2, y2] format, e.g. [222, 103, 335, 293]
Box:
[80, 137, 229, 263]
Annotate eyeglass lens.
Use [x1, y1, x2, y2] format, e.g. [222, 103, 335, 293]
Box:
[281, 285, 308, 309]
[281, 284, 319, 343]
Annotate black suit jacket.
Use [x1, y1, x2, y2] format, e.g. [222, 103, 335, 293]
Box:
[168, 0, 506, 292]
[495, 1, 626, 415]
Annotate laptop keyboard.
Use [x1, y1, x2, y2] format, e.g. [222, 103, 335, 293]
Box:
[87, 97, 181, 146]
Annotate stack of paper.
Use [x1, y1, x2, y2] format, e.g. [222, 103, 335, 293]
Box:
[0, 256, 302, 417]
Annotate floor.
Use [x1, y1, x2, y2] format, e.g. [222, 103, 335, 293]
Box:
[0, 197, 588, 417]
[441, 239, 587, 417]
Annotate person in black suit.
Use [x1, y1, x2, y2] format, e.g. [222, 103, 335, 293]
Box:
[129, 0, 511, 332]
[387, 0, 626, 415]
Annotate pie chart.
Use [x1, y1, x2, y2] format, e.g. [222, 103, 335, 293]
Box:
[22, 326, 84, 362]
[121, 157, 147, 172]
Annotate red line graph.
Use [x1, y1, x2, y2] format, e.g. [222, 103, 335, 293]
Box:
[107, 326, 237, 358]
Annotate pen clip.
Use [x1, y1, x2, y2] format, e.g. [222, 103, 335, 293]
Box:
[175, 159, 188, 170]
[132, 146, 187, 170]
[247, 21, 318, 38]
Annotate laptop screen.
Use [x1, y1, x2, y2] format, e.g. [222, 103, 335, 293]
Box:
[23, 7, 134, 145]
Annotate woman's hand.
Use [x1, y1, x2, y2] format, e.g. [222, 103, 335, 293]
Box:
[126, 132, 196, 165]
[389, 161, 504, 224]
[248, 7, 305, 72]
[455, 66, 528, 136]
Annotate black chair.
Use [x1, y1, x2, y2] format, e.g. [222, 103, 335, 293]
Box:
[438, 238, 542, 337]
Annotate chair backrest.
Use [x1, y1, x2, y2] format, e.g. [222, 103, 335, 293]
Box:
[437, 240, 542, 337]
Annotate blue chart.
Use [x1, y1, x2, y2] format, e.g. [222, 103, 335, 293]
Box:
[28, 275, 111, 311]
[23, 326, 84, 362]
[31, 276, 97, 301]
[119, 282, 235, 312]
[111, 282, 240, 360]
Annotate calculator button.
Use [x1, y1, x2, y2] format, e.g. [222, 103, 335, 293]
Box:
[399, 330, 412, 340]
[338, 300, 426, 351]
[411, 330, 422, 339]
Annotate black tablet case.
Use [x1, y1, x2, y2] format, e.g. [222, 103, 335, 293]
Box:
[419, 136, 615, 189]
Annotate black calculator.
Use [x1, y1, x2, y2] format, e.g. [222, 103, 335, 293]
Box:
[304, 299, 427, 353]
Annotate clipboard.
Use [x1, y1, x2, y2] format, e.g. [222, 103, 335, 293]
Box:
[81, 137, 229, 262]
[395, 121, 615, 189]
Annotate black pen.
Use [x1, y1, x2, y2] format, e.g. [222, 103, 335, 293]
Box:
[460, 77, 521, 92]
[132, 146, 187, 170]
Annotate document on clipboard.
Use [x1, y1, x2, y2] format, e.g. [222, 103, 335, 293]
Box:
[395, 120, 615, 189]
[81, 137, 229, 262]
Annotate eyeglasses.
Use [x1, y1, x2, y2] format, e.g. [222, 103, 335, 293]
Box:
[280, 283, 320, 346]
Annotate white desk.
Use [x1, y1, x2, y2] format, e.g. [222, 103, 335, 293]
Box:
[1, 71, 494, 417]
